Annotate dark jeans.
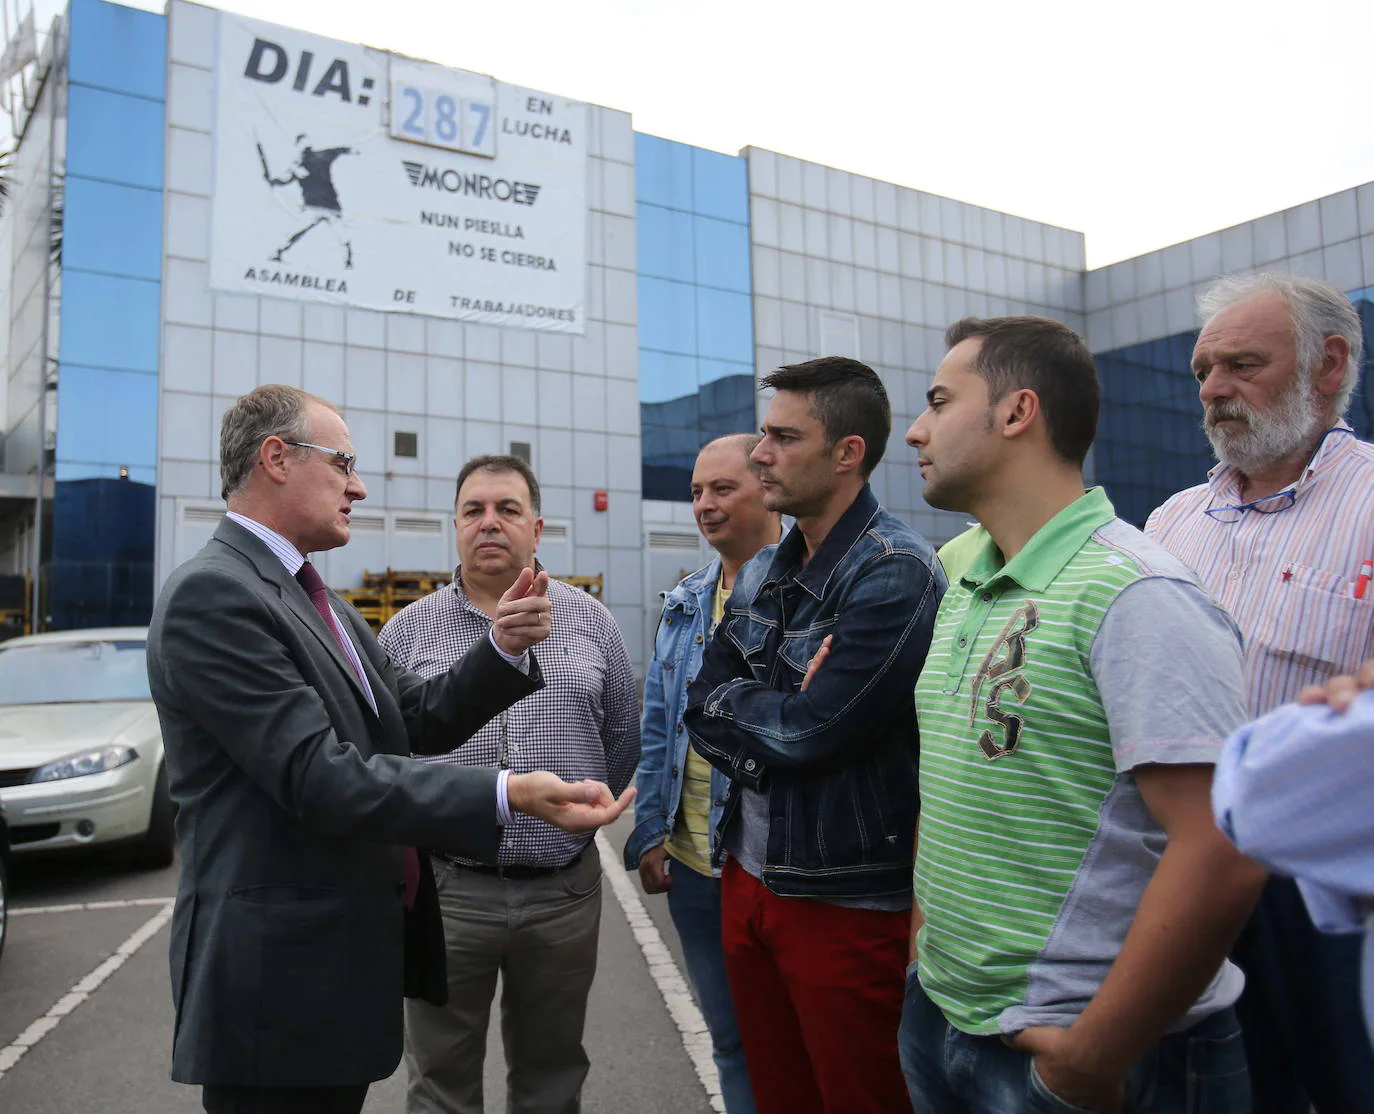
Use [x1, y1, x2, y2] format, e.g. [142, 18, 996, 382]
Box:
[1233, 875, 1374, 1114]
[665, 859, 755, 1114]
[201, 1084, 368, 1114]
[899, 970, 1250, 1113]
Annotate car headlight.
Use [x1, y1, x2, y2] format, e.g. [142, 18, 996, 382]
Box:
[29, 746, 140, 783]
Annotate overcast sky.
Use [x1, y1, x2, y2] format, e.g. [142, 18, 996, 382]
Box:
[36, 0, 1374, 267]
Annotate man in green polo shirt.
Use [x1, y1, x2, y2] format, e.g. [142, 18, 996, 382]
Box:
[900, 316, 1267, 1114]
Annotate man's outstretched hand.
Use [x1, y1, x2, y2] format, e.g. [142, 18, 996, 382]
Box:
[507, 771, 635, 833]
[492, 568, 551, 657]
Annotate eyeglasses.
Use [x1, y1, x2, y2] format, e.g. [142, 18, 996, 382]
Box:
[283, 440, 358, 476]
[1203, 489, 1297, 523]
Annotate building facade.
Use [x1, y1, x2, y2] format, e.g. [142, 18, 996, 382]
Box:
[1, 0, 1372, 672]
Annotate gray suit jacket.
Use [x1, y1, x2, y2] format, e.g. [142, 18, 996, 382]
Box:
[147, 518, 542, 1087]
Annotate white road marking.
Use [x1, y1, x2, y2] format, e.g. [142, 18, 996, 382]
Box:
[12, 897, 176, 917]
[0, 899, 174, 1081]
[594, 832, 724, 1114]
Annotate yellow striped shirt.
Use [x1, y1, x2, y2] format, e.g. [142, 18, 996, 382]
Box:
[665, 577, 729, 876]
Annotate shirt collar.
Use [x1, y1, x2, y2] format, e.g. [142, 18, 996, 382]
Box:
[962, 487, 1116, 594]
[764, 484, 880, 599]
[1206, 420, 1356, 501]
[226, 511, 306, 575]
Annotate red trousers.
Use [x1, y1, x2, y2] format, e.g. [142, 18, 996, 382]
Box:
[721, 858, 911, 1114]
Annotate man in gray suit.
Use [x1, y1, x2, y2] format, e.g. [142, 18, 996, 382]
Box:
[147, 385, 632, 1114]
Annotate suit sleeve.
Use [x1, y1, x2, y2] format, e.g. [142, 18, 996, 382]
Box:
[383, 633, 544, 757]
[152, 567, 517, 856]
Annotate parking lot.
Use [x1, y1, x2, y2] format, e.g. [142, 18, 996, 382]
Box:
[0, 814, 718, 1114]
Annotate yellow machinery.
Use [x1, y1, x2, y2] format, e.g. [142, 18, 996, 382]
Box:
[339, 569, 603, 632]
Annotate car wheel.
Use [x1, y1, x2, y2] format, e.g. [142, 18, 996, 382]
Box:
[135, 762, 176, 870]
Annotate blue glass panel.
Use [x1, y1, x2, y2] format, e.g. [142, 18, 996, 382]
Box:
[640, 417, 701, 503]
[58, 272, 161, 373]
[54, 461, 156, 484]
[67, 85, 165, 190]
[698, 357, 752, 387]
[1346, 298, 1374, 442]
[693, 215, 751, 294]
[636, 203, 694, 284]
[49, 477, 155, 629]
[63, 178, 163, 280]
[698, 372, 755, 433]
[639, 349, 698, 405]
[694, 287, 753, 362]
[69, 0, 166, 101]
[638, 276, 698, 358]
[691, 148, 748, 224]
[634, 133, 693, 211]
[55, 365, 158, 469]
[1093, 325, 1213, 527]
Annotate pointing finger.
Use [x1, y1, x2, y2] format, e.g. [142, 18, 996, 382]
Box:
[501, 567, 534, 603]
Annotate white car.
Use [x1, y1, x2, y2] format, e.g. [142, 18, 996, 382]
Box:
[0, 628, 174, 868]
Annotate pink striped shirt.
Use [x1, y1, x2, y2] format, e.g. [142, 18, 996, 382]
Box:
[1145, 422, 1374, 717]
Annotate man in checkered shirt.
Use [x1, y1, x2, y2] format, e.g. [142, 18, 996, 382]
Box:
[380, 454, 640, 1114]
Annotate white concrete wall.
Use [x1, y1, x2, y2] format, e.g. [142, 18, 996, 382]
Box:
[1085, 184, 1374, 353]
[744, 147, 1086, 545]
[157, 0, 646, 666]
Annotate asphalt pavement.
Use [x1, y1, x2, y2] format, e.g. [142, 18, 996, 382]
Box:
[0, 812, 716, 1114]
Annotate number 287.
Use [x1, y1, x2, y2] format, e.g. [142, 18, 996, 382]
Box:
[393, 85, 494, 157]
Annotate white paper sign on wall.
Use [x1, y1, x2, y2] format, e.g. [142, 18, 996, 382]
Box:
[208, 12, 589, 333]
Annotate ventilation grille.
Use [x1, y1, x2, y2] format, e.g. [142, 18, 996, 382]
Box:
[394, 517, 442, 534]
[648, 530, 700, 550]
[350, 514, 385, 532]
[183, 506, 223, 524]
[542, 523, 569, 541]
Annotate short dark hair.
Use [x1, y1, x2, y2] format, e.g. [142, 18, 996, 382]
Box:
[454, 454, 542, 514]
[944, 316, 1099, 465]
[759, 357, 891, 476]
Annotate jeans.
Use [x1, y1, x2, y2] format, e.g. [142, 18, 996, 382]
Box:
[1232, 876, 1374, 1114]
[899, 969, 1251, 1114]
[665, 859, 756, 1114]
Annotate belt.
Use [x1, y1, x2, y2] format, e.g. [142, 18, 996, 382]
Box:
[443, 849, 584, 881]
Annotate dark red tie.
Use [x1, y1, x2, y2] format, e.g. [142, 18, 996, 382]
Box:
[296, 561, 421, 910]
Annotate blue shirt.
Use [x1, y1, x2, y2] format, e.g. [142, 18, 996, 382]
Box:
[1213, 690, 1374, 1040]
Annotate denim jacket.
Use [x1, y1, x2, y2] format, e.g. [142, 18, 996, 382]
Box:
[623, 558, 733, 873]
[685, 486, 945, 900]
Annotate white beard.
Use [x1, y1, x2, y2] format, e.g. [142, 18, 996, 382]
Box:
[1203, 372, 1325, 476]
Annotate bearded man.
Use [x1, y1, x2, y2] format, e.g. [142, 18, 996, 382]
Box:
[1147, 271, 1374, 1114]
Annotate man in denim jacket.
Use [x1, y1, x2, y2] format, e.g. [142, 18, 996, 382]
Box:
[684, 357, 945, 1114]
[625, 434, 781, 1114]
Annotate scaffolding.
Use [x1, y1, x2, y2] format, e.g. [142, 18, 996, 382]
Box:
[338, 569, 604, 631]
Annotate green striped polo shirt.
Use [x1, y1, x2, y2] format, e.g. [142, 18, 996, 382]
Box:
[913, 488, 1248, 1035]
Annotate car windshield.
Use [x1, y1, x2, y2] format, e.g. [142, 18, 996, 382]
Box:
[0, 640, 151, 705]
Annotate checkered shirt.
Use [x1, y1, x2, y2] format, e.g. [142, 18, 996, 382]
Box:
[379, 569, 640, 867]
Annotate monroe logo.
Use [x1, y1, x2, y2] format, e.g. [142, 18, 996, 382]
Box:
[402, 162, 541, 206]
